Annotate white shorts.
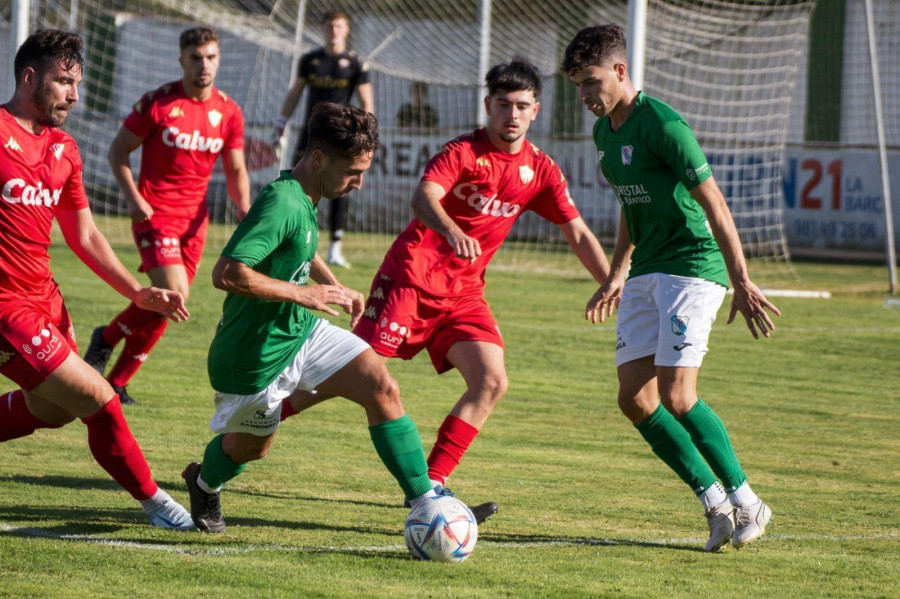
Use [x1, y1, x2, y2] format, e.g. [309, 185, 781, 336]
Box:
[209, 318, 370, 436]
[615, 273, 727, 368]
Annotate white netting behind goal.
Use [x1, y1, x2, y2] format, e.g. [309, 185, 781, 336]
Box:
[6, 0, 815, 273]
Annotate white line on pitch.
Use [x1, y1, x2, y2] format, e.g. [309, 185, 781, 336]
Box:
[1, 523, 896, 556]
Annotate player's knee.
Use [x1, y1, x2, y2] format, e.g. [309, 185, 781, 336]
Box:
[371, 371, 402, 410]
[475, 371, 508, 404]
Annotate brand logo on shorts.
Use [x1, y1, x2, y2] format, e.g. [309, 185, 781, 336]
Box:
[21, 328, 61, 362]
[254, 410, 268, 420]
[616, 332, 626, 350]
[673, 342, 693, 352]
[0, 350, 15, 367]
[671, 315, 689, 336]
[378, 321, 408, 348]
[154, 236, 181, 258]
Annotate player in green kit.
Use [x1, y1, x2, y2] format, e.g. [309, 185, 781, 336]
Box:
[563, 25, 781, 551]
[182, 102, 438, 532]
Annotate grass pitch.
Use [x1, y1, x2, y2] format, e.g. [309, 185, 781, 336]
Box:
[0, 221, 898, 598]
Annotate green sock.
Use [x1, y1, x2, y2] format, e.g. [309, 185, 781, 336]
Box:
[678, 398, 747, 492]
[369, 415, 433, 500]
[199, 434, 247, 490]
[635, 404, 718, 494]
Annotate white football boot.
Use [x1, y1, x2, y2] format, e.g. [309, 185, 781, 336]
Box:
[732, 500, 772, 549]
[704, 500, 736, 552]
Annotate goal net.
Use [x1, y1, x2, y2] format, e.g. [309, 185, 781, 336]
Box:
[5, 0, 815, 275]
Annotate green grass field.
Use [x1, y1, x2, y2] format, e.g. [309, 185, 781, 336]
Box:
[1, 221, 898, 598]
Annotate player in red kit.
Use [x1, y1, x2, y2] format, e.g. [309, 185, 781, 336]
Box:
[0, 29, 194, 529]
[84, 27, 250, 404]
[283, 58, 610, 522]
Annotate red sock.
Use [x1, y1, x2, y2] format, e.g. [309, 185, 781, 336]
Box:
[106, 309, 168, 387]
[0, 390, 63, 442]
[427, 415, 479, 484]
[81, 395, 158, 500]
[280, 399, 299, 421]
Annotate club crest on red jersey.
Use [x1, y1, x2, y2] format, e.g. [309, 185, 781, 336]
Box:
[208, 109, 223, 127]
[519, 165, 534, 185]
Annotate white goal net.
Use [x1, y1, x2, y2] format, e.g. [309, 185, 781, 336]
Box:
[4, 0, 816, 274]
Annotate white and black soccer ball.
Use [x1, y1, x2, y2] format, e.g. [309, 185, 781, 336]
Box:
[403, 495, 478, 562]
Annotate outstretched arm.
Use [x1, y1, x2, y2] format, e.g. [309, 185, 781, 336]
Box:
[310, 253, 365, 327]
[690, 177, 780, 338]
[559, 217, 609, 285]
[56, 207, 188, 321]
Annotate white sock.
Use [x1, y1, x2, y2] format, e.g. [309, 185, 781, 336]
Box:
[429, 478, 444, 490]
[328, 240, 343, 260]
[139, 488, 168, 512]
[728, 481, 760, 506]
[196, 472, 222, 494]
[698, 481, 728, 510]
[409, 487, 438, 509]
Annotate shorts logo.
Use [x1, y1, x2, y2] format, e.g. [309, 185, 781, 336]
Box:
[0, 350, 15, 367]
[379, 321, 408, 348]
[671, 315, 689, 336]
[673, 342, 693, 351]
[155, 236, 181, 258]
[616, 332, 626, 350]
[22, 328, 61, 361]
[621, 145, 634, 166]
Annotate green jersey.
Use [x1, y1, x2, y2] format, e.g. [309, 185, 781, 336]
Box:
[207, 171, 320, 394]
[594, 92, 728, 287]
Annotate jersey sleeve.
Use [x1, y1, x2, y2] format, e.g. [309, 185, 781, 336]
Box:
[56, 141, 89, 210]
[529, 160, 581, 224]
[221, 184, 295, 268]
[420, 140, 465, 191]
[298, 52, 313, 80]
[122, 92, 156, 139]
[225, 104, 245, 151]
[656, 118, 712, 190]
[356, 58, 371, 86]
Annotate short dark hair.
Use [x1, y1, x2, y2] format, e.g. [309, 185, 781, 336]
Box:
[14, 29, 84, 86]
[485, 57, 542, 97]
[562, 25, 627, 75]
[306, 102, 379, 159]
[322, 8, 350, 24]
[179, 26, 219, 52]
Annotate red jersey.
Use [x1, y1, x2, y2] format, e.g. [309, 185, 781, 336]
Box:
[381, 129, 581, 297]
[0, 106, 89, 300]
[124, 81, 244, 221]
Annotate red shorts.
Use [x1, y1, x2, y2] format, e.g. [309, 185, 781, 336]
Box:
[132, 216, 208, 283]
[353, 270, 503, 374]
[0, 289, 77, 391]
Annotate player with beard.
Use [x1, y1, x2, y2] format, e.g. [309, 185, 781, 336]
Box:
[83, 27, 250, 404]
[0, 29, 193, 529]
[182, 103, 440, 533]
[281, 58, 610, 523]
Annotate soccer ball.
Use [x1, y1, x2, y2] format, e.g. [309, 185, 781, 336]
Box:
[403, 495, 478, 562]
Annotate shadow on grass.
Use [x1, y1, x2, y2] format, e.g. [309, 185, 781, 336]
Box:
[1, 474, 123, 491]
[479, 531, 704, 553]
[226, 487, 400, 510]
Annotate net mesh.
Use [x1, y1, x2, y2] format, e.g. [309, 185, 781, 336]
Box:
[4, 0, 818, 275]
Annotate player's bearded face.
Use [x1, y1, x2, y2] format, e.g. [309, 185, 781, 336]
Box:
[318, 151, 372, 198]
[32, 63, 81, 128]
[180, 42, 220, 88]
[486, 90, 539, 143]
